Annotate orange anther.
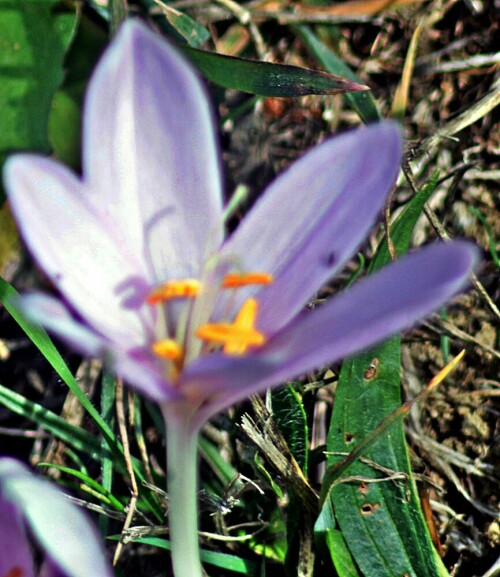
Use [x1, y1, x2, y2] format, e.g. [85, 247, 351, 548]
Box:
[146, 279, 202, 304]
[151, 339, 184, 362]
[196, 298, 265, 355]
[222, 272, 273, 288]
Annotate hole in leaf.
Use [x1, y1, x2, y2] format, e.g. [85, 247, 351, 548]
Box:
[358, 481, 369, 495]
[360, 502, 380, 515]
[363, 358, 379, 380]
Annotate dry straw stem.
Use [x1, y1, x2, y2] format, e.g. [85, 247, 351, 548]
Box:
[410, 76, 500, 157]
[423, 317, 500, 360]
[241, 396, 317, 576]
[248, 0, 419, 24]
[113, 378, 139, 566]
[416, 52, 500, 75]
[215, 0, 266, 57]
[240, 395, 319, 513]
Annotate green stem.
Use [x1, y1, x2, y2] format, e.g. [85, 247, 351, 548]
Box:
[163, 403, 203, 577]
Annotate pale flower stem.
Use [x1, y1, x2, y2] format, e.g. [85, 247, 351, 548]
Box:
[163, 403, 204, 577]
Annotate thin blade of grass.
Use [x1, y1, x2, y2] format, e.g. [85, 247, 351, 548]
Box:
[37, 462, 125, 511]
[0, 383, 103, 459]
[296, 25, 379, 122]
[0, 277, 118, 452]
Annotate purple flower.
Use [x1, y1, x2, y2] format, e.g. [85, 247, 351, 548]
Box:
[0, 458, 113, 577]
[4, 21, 476, 428]
[3, 20, 477, 577]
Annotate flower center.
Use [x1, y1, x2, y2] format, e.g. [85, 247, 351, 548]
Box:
[146, 272, 272, 377]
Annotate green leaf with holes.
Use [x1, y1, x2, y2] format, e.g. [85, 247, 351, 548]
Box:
[321, 175, 449, 577]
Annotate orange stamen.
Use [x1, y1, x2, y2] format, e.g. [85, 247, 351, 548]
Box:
[151, 339, 184, 362]
[146, 279, 202, 304]
[222, 272, 273, 288]
[196, 298, 265, 355]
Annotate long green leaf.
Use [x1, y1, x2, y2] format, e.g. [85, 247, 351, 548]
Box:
[183, 45, 368, 97]
[323, 176, 448, 576]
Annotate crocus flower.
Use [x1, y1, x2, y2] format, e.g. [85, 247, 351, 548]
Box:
[0, 458, 113, 577]
[4, 20, 477, 577]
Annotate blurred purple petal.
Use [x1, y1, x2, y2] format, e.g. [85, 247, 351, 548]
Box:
[220, 122, 402, 333]
[40, 561, 69, 577]
[5, 156, 152, 347]
[19, 293, 106, 356]
[183, 242, 478, 423]
[0, 497, 34, 577]
[0, 458, 114, 577]
[83, 20, 224, 281]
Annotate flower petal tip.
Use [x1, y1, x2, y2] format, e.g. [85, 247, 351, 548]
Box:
[444, 240, 481, 281]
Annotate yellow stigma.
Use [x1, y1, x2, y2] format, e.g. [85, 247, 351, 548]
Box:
[222, 272, 273, 288]
[146, 279, 202, 304]
[196, 297, 265, 355]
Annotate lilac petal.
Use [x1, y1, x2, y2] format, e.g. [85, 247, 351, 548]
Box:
[20, 294, 178, 402]
[19, 293, 107, 357]
[220, 122, 402, 334]
[0, 458, 114, 577]
[83, 20, 224, 281]
[0, 497, 34, 577]
[40, 561, 68, 577]
[112, 349, 181, 402]
[183, 242, 478, 424]
[5, 156, 151, 346]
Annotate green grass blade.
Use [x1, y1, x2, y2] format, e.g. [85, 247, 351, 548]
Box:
[100, 369, 116, 534]
[296, 25, 379, 123]
[155, 2, 211, 48]
[272, 385, 309, 474]
[125, 536, 260, 575]
[37, 462, 125, 511]
[0, 383, 104, 459]
[0, 277, 119, 452]
[468, 206, 499, 268]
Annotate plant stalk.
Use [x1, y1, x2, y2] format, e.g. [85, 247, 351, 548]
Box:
[163, 402, 203, 577]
